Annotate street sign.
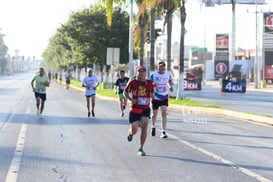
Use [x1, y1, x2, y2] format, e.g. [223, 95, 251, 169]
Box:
[107, 48, 120, 65]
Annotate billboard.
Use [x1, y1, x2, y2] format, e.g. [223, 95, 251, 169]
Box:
[263, 12, 273, 82]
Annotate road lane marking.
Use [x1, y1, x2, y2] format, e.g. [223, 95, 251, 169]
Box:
[5, 124, 27, 182]
[168, 133, 272, 182]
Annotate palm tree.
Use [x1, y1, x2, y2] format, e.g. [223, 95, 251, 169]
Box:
[163, 0, 176, 71]
[176, 0, 186, 99]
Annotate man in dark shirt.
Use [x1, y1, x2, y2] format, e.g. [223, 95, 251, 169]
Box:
[114, 70, 129, 117]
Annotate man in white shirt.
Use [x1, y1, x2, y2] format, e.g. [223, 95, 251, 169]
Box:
[82, 68, 100, 117]
[149, 62, 173, 138]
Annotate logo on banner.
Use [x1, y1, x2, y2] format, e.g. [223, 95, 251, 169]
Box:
[216, 62, 227, 74]
[216, 36, 229, 49]
[266, 14, 273, 30]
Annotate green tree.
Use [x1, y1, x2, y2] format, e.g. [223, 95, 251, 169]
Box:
[0, 43, 8, 75]
[43, 6, 129, 72]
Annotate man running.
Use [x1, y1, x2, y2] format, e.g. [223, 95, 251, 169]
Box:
[114, 70, 129, 117]
[65, 69, 72, 90]
[82, 68, 100, 117]
[124, 66, 154, 156]
[149, 61, 173, 138]
[31, 67, 50, 118]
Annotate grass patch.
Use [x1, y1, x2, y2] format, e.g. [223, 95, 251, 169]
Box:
[169, 97, 219, 108]
[70, 80, 219, 108]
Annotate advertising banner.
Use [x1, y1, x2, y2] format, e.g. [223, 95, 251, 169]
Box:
[263, 12, 273, 82]
[215, 34, 229, 79]
[222, 79, 246, 93]
[184, 78, 202, 91]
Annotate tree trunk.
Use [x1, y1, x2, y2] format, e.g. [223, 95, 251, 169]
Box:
[150, 8, 156, 73]
[177, 2, 186, 99]
[166, 13, 172, 71]
[139, 13, 148, 66]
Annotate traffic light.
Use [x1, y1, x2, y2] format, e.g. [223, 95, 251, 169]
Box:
[155, 29, 162, 40]
[146, 31, 150, 43]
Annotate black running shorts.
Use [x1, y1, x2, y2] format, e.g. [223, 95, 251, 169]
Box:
[35, 92, 46, 101]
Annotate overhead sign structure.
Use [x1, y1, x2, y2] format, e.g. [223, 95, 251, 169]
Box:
[106, 48, 120, 65]
[203, 0, 266, 6]
[219, 0, 266, 4]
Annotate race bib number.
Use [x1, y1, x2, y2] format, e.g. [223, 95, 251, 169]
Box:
[37, 88, 45, 92]
[138, 98, 149, 105]
[156, 86, 166, 93]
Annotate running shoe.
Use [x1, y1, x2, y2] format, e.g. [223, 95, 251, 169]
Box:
[123, 105, 126, 110]
[91, 110, 95, 117]
[138, 148, 146, 156]
[88, 111, 90, 117]
[151, 127, 156, 136]
[160, 131, 168, 138]
[127, 134, 133, 142]
[120, 112, 124, 117]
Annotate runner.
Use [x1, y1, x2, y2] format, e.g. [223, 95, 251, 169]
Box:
[123, 65, 154, 156]
[149, 61, 173, 138]
[31, 67, 50, 118]
[65, 69, 72, 90]
[82, 68, 100, 117]
[114, 70, 129, 117]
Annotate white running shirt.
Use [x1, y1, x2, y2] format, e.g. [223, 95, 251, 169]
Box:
[82, 75, 99, 96]
[149, 71, 173, 101]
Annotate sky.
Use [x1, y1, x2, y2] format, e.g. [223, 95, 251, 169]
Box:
[174, 0, 273, 52]
[0, 0, 272, 60]
[0, 0, 96, 60]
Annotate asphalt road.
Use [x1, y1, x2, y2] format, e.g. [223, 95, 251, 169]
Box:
[183, 83, 273, 117]
[0, 72, 273, 182]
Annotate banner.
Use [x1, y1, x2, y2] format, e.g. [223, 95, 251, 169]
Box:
[263, 12, 273, 82]
[215, 34, 229, 79]
[222, 79, 246, 93]
[184, 78, 202, 91]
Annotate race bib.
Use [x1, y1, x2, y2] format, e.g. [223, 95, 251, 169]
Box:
[138, 98, 149, 105]
[37, 88, 45, 92]
[156, 86, 166, 93]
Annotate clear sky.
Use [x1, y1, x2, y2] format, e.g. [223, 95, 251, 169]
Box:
[0, 0, 96, 60]
[176, 0, 273, 52]
[0, 0, 272, 60]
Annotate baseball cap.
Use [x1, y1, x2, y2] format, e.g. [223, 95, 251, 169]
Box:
[137, 66, 146, 72]
[87, 68, 93, 72]
[158, 61, 166, 66]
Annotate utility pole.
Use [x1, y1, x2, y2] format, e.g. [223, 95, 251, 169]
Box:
[128, 0, 134, 77]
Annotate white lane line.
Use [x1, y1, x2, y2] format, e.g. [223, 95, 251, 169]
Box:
[5, 124, 27, 182]
[168, 133, 272, 182]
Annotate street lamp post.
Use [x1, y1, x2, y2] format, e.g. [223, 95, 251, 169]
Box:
[255, 0, 261, 89]
[129, 0, 134, 77]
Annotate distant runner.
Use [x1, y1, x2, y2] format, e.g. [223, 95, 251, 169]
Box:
[31, 67, 50, 118]
[82, 68, 100, 117]
[114, 70, 129, 117]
